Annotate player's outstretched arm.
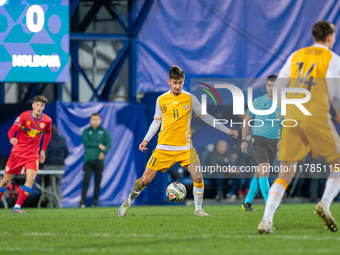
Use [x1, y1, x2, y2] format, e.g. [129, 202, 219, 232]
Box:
[139, 140, 148, 152]
[191, 95, 238, 139]
[40, 124, 52, 163]
[326, 54, 340, 117]
[140, 119, 161, 152]
[40, 150, 46, 164]
[140, 96, 163, 152]
[9, 138, 18, 145]
[240, 113, 252, 153]
[8, 123, 21, 145]
[228, 130, 238, 139]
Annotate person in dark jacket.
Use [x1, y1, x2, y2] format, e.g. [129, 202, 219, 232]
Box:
[229, 110, 256, 198]
[45, 124, 69, 166]
[43, 124, 69, 207]
[80, 113, 112, 208]
[205, 140, 240, 200]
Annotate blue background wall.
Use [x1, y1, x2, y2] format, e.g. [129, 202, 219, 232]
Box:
[137, 0, 340, 92]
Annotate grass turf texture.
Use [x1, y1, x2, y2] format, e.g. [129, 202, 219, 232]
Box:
[0, 204, 339, 254]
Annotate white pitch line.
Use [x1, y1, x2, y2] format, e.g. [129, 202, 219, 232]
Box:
[0, 247, 337, 254]
[0, 247, 55, 252]
[22, 232, 340, 241]
[28, 232, 57, 236]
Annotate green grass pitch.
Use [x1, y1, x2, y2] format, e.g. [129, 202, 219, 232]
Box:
[0, 204, 339, 254]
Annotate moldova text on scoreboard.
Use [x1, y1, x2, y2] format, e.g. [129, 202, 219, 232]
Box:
[0, 0, 69, 82]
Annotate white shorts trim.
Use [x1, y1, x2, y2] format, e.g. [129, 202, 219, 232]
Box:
[156, 144, 192, 151]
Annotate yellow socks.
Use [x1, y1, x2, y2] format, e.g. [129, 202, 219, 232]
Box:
[129, 178, 147, 203]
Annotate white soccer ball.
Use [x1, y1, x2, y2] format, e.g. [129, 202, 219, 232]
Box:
[166, 182, 187, 202]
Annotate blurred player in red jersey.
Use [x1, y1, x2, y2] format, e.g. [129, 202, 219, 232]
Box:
[0, 95, 52, 213]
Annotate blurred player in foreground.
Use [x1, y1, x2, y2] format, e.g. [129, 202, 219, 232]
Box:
[258, 20, 340, 233]
[118, 65, 238, 217]
[0, 95, 52, 213]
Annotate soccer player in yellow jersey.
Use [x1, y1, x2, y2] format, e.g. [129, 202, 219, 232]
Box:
[258, 21, 340, 233]
[118, 65, 238, 217]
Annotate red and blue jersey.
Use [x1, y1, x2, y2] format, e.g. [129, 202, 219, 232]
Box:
[11, 110, 52, 159]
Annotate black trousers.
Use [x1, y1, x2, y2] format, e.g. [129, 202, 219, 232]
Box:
[251, 135, 279, 166]
[81, 160, 104, 204]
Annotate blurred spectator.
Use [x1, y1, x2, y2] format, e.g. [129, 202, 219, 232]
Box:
[43, 124, 69, 207]
[294, 152, 327, 202]
[168, 165, 185, 182]
[310, 157, 327, 202]
[80, 113, 112, 208]
[205, 140, 240, 200]
[230, 110, 256, 197]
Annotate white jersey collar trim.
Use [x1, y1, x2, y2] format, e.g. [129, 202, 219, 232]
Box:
[313, 43, 329, 50]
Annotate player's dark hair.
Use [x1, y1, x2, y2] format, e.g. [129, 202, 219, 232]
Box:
[266, 74, 277, 82]
[169, 65, 185, 80]
[91, 113, 101, 118]
[32, 95, 48, 105]
[312, 20, 336, 42]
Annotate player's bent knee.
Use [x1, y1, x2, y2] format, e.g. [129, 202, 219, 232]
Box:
[190, 169, 203, 180]
[141, 168, 156, 186]
[141, 179, 150, 186]
[28, 175, 36, 181]
[140, 176, 152, 186]
[25, 176, 36, 186]
[1, 179, 10, 186]
[1, 175, 13, 186]
[25, 180, 35, 187]
[193, 178, 203, 183]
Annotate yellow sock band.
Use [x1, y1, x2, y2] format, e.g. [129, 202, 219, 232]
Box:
[274, 178, 288, 190]
[135, 178, 146, 190]
[193, 181, 204, 188]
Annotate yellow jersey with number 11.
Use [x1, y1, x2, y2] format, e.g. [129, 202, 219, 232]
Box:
[154, 90, 192, 150]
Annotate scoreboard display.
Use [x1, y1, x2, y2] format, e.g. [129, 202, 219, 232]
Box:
[0, 0, 69, 82]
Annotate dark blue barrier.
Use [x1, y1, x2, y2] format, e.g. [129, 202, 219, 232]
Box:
[56, 102, 146, 207]
[1, 99, 339, 207]
[141, 92, 167, 204]
[0, 102, 147, 207]
[0, 103, 56, 157]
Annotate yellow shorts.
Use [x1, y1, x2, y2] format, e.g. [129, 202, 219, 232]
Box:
[147, 148, 200, 172]
[278, 119, 340, 162]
